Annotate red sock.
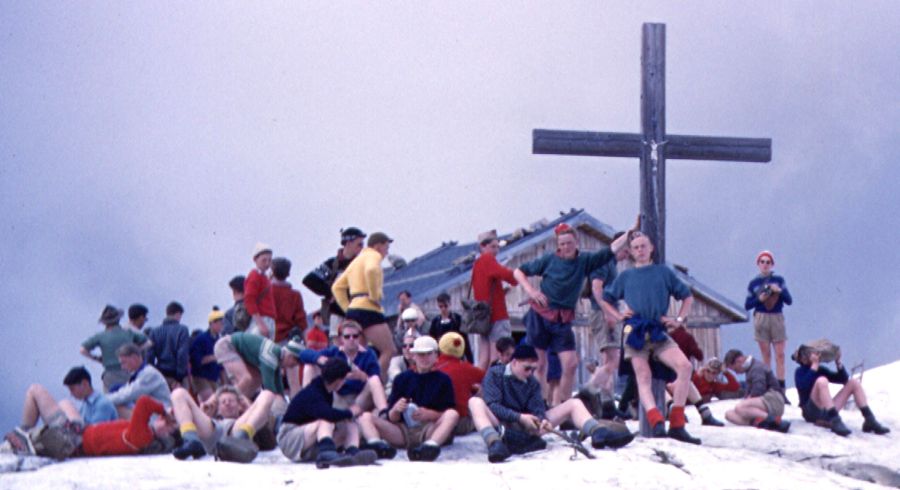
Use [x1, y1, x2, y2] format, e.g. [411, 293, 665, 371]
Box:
[646, 408, 664, 428]
[669, 405, 686, 429]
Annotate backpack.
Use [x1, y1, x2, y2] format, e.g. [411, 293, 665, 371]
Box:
[232, 300, 251, 332]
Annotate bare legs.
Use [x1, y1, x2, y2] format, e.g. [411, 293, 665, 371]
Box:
[360, 323, 396, 381]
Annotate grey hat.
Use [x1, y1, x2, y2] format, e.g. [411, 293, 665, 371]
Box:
[98, 305, 123, 325]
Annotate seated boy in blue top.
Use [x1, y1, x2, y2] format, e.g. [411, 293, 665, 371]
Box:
[5, 366, 117, 455]
[300, 320, 388, 414]
[468, 345, 634, 463]
[793, 345, 889, 436]
[601, 232, 699, 445]
[357, 336, 458, 462]
[277, 358, 377, 468]
[513, 223, 627, 406]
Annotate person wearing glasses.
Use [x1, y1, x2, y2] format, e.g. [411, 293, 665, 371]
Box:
[468, 344, 633, 463]
[745, 250, 793, 397]
[298, 321, 388, 415]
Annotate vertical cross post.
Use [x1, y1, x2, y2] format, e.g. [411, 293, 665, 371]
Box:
[640, 23, 667, 264]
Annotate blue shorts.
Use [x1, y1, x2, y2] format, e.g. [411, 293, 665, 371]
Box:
[546, 351, 562, 381]
[345, 309, 387, 329]
[524, 308, 576, 353]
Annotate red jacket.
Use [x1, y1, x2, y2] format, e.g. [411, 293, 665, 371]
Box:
[435, 354, 485, 417]
[471, 253, 517, 323]
[245, 269, 277, 319]
[692, 370, 740, 400]
[272, 281, 308, 343]
[669, 326, 703, 363]
[305, 327, 329, 351]
[81, 396, 164, 456]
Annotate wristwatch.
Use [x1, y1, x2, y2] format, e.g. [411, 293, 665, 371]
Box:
[675, 316, 686, 324]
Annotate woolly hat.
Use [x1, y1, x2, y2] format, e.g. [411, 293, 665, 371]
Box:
[756, 250, 775, 264]
[321, 358, 352, 384]
[208, 308, 225, 323]
[554, 223, 574, 235]
[511, 344, 538, 361]
[438, 332, 466, 359]
[401, 307, 419, 321]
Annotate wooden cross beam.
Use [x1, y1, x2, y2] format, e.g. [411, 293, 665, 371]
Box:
[533, 23, 772, 264]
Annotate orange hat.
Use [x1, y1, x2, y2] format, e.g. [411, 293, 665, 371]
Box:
[554, 223, 573, 235]
[756, 250, 775, 264]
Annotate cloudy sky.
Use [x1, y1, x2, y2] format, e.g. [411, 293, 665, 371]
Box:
[1, 2, 897, 429]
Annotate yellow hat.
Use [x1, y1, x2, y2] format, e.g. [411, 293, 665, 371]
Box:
[208, 309, 225, 323]
[438, 332, 465, 359]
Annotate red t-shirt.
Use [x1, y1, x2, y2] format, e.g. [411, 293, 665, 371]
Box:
[435, 354, 485, 417]
[245, 269, 277, 319]
[471, 253, 518, 323]
[272, 282, 308, 343]
[692, 370, 740, 399]
[81, 396, 164, 456]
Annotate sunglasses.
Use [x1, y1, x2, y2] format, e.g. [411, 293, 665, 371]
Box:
[403, 343, 415, 349]
[759, 260, 772, 264]
[342, 334, 360, 339]
[522, 365, 538, 373]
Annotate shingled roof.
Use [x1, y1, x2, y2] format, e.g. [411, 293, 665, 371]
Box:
[382, 209, 747, 323]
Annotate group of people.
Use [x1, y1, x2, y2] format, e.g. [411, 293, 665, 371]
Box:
[3, 222, 889, 469]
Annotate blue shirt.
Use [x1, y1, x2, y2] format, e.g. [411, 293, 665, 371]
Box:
[745, 273, 793, 313]
[603, 264, 692, 320]
[190, 329, 222, 382]
[79, 391, 118, 425]
[299, 346, 381, 396]
[588, 260, 617, 310]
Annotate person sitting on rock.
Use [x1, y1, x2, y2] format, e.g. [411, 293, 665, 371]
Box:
[468, 345, 634, 463]
[356, 336, 458, 462]
[276, 358, 377, 468]
[793, 345, 889, 437]
[169, 385, 279, 463]
[723, 349, 790, 433]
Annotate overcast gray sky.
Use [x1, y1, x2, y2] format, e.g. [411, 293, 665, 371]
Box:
[2, 2, 898, 429]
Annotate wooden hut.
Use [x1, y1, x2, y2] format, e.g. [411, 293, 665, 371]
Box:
[382, 209, 747, 375]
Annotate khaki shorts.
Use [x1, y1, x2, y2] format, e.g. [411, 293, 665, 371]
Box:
[589, 309, 622, 352]
[761, 389, 785, 418]
[199, 418, 237, 455]
[399, 422, 433, 449]
[276, 422, 318, 462]
[753, 312, 787, 343]
[623, 335, 677, 361]
[454, 416, 476, 436]
[214, 336, 242, 364]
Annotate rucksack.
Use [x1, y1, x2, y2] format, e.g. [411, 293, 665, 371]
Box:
[232, 300, 251, 332]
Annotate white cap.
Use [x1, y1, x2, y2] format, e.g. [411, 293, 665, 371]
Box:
[253, 242, 272, 258]
[409, 336, 438, 354]
[401, 307, 419, 321]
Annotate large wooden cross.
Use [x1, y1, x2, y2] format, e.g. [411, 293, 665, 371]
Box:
[533, 23, 772, 264]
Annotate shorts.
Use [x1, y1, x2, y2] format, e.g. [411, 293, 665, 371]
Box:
[276, 422, 318, 462]
[524, 309, 576, 353]
[546, 351, 562, 382]
[327, 314, 345, 338]
[753, 312, 787, 343]
[247, 316, 276, 340]
[199, 418, 237, 455]
[589, 309, 622, 352]
[761, 389, 786, 418]
[398, 422, 433, 449]
[346, 309, 387, 329]
[486, 319, 512, 342]
[801, 399, 828, 423]
[214, 336, 243, 364]
[623, 334, 677, 361]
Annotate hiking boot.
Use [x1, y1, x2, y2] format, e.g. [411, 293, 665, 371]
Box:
[319, 449, 377, 468]
[361, 440, 396, 460]
[862, 418, 890, 435]
[502, 427, 547, 454]
[173, 439, 206, 460]
[667, 427, 701, 445]
[701, 414, 725, 427]
[650, 422, 667, 438]
[487, 440, 510, 463]
[4, 428, 35, 456]
[589, 426, 635, 449]
[407, 443, 440, 462]
[216, 436, 259, 463]
[772, 419, 791, 433]
[829, 417, 851, 437]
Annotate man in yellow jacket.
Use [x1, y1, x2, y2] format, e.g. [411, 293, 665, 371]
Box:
[332, 232, 396, 378]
